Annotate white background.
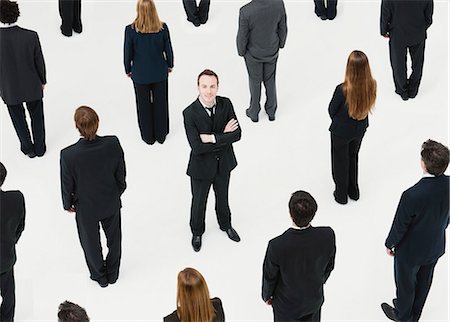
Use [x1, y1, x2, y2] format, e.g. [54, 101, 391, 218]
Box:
[0, 0, 448, 321]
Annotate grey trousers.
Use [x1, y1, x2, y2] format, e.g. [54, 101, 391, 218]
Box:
[244, 56, 278, 118]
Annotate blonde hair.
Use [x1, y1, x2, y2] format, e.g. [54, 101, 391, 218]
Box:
[343, 50, 377, 120]
[176, 268, 215, 322]
[74, 106, 99, 141]
[131, 0, 163, 33]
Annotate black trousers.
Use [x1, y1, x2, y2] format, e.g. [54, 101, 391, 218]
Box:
[394, 257, 437, 321]
[75, 210, 122, 283]
[182, 0, 211, 25]
[7, 99, 46, 156]
[274, 308, 321, 322]
[59, 0, 82, 34]
[0, 268, 15, 322]
[133, 80, 169, 144]
[331, 133, 364, 203]
[389, 39, 426, 97]
[190, 171, 232, 236]
[314, 0, 337, 20]
[244, 56, 278, 119]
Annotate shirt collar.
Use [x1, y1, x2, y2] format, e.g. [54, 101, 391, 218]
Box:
[198, 96, 216, 109]
[0, 22, 17, 28]
[423, 172, 435, 178]
[291, 223, 311, 230]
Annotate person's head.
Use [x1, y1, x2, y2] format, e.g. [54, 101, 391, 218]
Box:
[343, 50, 377, 120]
[74, 106, 99, 141]
[420, 139, 449, 176]
[176, 267, 215, 322]
[0, 162, 7, 188]
[132, 0, 163, 33]
[57, 301, 89, 322]
[289, 191, 318, 228]
[0, 0, 19, 24]
[197, 69, 219, 107]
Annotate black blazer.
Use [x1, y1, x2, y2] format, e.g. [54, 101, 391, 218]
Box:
[328, 84, 368, 139]
[0, 26, 46, 105]
[183, 96, 241, 180]
[163, 297, 225, 322]
[262, 227, 336, 318]
[60, 136, 126, 220]
[380, 0, 433, 46]
[123, 23, 174, 85]
[386, 175, 449, 265]
[0, 190, 25, 274]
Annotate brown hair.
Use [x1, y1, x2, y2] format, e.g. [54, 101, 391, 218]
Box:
[74, 106, 99, 141]
[176, 268, 215, 322]
[58, 301, 89, 322]
[342, 50, 377, 120]
[197, 69, 219, 86]
[421, 139, 450, 176]
[131, 0, 163, 33]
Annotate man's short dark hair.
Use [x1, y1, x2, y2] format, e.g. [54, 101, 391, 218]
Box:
[0, 162, 7, 187]
[289, 191, 318, 227]
[421, 139, 449, 176]
[197, 69, 219, 86]
[0, 0, 20, 24]
[58, 301, 89, 322]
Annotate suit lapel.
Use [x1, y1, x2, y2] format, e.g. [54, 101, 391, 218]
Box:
[194, 99, 213, 128]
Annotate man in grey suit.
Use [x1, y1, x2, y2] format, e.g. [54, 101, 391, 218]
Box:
[237, 0, 287, 122]
[0, 0, 47, 158]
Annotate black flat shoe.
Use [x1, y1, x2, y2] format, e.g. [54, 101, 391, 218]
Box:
[226, 228, 241, 242]
[192, 235, 202, 252]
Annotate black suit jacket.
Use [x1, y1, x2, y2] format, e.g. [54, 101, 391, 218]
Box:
[0, 190, 25, 274]
[380, 0, 433, 46]
[164, 297, 225, 322]
[60, 135, 126, 220]
[0, 26, 46, 105]
[386, 175, 449, 265]
[328, 84, 369, 139]
[123, 23, 174, 85]
[262, 227, 336, 318]
[183, 96, 241, 180]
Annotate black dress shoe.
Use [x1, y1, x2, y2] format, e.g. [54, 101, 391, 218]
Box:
[73, 24, 83, 33]
[226, 228, 241, 242]
[245, 109, 258, 122]
[107, 274, 118, 285]
[60, 26, 72, 37]
[381, 303, 398, 321]
[96, 277, 108, 288]
[26, 151, 36, 158]
[333, 191, 348, 204]
[192, 235, 202, 252]
[319, 15, 328, 20]
[400, 93, 409, 101]
[268, 115, 275, 121]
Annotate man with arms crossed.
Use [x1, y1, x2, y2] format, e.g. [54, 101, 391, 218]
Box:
[183, 69, 241, 252]
[262, 191, 336, 321]
[381, 139, 449, 321]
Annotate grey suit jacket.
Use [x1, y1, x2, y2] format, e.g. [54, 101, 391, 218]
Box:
[0, 26, 46, 105]
[237, 0, 287, 62]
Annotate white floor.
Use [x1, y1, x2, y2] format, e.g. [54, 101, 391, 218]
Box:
[0, 0, 448, 321]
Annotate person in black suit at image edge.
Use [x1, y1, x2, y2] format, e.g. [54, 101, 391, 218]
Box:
[182, 0, 210, 27]
[124, 0, 174, 145]
[381, 140, 449, 321]
[380, 0, 433, 101]
[328, 50, 376, 205]
[0, 162, 26, 322]
[60, 106, 126, 288]
[0, 0, 46, 158]
[183, 69, 241, 252]
[262, 190, 335, 321]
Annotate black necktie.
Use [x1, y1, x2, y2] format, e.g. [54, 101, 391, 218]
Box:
[206, 106, 215, 124]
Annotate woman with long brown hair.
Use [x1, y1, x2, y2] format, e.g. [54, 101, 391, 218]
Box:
[328, 50, 376, 204]
[124, 0, 174, 145]
[164, 268, 225, 322]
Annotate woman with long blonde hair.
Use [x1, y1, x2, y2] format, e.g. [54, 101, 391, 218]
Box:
[328, 50, 376, 204]
[124, 0, 174, 145]
[164, 268, 225, 322]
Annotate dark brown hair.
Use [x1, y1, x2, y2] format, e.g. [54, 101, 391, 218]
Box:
[0, 0, 20, 24]
[289, 191, 318, 227]
[197, 69, 219, 86]
[0, 162, 7, 187]
[421, 140, 449, 176]
[58, 301, 89, 322]
[74, 106, 99, 141]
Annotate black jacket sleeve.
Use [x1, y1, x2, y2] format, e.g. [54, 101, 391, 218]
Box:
[34, 33, 46, 84]
[115, 138, 127, 195]
[15, 192, 26, 242]
[380, 0, 392, 36]
[385, 191, 415, 249]
[262, 242, 279, 301]
[60, 152, 75, 210]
